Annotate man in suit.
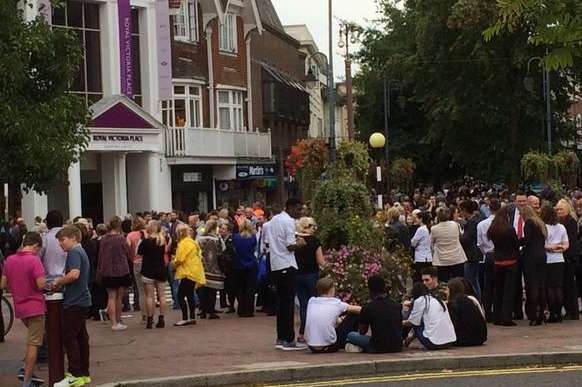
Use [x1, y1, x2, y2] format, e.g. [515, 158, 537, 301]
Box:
[509, 192, 528, 320]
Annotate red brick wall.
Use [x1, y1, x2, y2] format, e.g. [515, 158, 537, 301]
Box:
[210, 16, 247, 88]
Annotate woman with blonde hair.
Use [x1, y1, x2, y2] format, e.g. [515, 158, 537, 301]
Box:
[385, 207, 411, 250]
[173, 223, 206, 326]
[294, 217, 324, 342]
[138, 221, 168, 329]
[197, 220, 225, 319]
[555, 198, 580, 320]
[232, 219, 258, 317]
[520, 205, 547, 325]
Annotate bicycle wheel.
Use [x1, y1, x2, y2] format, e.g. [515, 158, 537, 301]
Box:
[1, 296, 14, 337]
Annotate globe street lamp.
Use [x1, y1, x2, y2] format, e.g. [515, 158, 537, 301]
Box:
[369, 132, 386, 209]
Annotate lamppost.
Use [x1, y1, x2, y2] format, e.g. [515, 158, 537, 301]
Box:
[383, 79, 400, 196]
[338, 22, 360, 140]
[369, 132, 386, 209]
[525, 52, 552, 154]
[328, 0, 336, 162]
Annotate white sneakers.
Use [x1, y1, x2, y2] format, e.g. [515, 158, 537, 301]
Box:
[111, 323, 128, 331]
[344, 343, 363, 353]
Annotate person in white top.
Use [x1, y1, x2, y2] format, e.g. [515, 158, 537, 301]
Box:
[540, 205, 569, 323]
[269, 198, 307, 350]
[403, 282, 456, 350]
[304, 277, 361, 353]
[476, 198, 501, 322]
[410, 211, 433, 282]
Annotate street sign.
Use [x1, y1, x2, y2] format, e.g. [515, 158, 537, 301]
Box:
[236, 165, 276, 180]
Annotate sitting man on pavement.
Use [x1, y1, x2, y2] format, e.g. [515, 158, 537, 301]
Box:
[304, 277, 361, 353]
[345, 276, 403, 353]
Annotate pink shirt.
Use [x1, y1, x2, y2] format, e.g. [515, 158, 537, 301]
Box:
[3, 251, 46, 319]
[127, 231, 143, 262]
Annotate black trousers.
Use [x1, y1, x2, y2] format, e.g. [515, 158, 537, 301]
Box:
[177, 279, 197, 321]
[197, 286, 218, 314]
[223, 271, 236, 309]
[0, 288, 4, 342]
[233, 267, 258, 316]
[271, 268, 297, 343]
[494, 263, 517, 324]
[413, 262, 432, 283]
[563, 260, 579, 315]
[482, 257, 496, 321]
[513, 258, 525, 319]
[63, 306, 90, 377]
[436, 263, 464, 283]
[309, 314, 359, 353]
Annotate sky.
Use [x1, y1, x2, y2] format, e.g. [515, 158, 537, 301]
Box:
[271, 0, 380, 80]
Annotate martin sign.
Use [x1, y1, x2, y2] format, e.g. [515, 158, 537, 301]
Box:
[236, 165, 276, 180]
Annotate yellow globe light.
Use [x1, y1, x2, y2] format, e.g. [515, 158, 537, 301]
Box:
[369, 132, 386, 149]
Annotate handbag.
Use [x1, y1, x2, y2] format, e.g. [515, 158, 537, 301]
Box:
[257, 254, 269, 284]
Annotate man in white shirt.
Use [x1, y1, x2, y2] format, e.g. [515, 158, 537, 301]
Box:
[269, 198, 306, 350]
[477, 198, 500, 322]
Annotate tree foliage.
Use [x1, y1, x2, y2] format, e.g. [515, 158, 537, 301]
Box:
[285, 138, 328, 201]
[354, 0, 578, 187]
[0, 0, 90, 193]
[484, 0, 582, 69]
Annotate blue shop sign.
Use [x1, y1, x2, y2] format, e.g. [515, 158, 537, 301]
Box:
[236, 164, 276, 179]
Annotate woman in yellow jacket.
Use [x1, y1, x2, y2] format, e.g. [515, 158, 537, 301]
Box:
[173, 223, 206, 326]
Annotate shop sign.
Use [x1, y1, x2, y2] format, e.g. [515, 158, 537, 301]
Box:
[92, 135, 143, 142]
[236, 165, 276, 180]
[118, 0, 133, 98]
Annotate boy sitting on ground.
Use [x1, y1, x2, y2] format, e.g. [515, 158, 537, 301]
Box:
[345, 276, 403, 353]
[304, 277, 361, 353]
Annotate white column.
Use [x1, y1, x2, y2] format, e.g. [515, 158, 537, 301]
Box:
[68, 161, 83, 219]
[100, 0, 121, 97]
[246, 37, 253, 131]
[101, 153, 127, 220]
[147, 152, 161, 210]
[21, 188, 48, 227]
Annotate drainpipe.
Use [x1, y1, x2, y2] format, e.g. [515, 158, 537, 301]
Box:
[206, 25, 215, 128]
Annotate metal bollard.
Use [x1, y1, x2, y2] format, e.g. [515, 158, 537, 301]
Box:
[45, 292, 64, 386]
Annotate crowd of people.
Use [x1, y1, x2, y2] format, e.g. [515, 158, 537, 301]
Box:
[1, 183, 582, 385]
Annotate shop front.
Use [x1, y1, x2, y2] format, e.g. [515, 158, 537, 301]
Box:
[215, 163, 277, 208]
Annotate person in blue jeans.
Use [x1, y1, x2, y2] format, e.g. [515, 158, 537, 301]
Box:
[294, 217, 324, 343]
[346, 276, 403, 353]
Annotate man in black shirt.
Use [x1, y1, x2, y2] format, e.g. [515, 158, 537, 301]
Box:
[346, 276, 403, 353]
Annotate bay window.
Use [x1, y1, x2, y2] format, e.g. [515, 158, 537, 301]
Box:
[162, 84, 202, 128]
[217, 90, 244, 131]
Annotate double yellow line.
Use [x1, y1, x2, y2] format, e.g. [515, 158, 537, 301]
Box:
[261, 364, 582, 387]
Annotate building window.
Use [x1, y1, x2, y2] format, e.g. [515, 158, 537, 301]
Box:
[174, 0, 198, 42]
[217, 90, 244, 131]
[52, 0, 102, 105]
[131, 8, 143, 106]
[219, 13, 237, 53]
[162, 84, 203, 127]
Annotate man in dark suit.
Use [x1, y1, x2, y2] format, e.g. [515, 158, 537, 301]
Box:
[509, 192, 529, 320]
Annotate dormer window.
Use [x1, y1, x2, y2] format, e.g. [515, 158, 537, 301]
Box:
[174, 0, 199, 42]
[219, 13, 237, 53]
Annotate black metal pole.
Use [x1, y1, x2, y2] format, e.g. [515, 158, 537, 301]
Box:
[328, 0, 336, 162]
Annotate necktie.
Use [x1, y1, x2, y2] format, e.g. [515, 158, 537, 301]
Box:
[517, 215, 524, 239]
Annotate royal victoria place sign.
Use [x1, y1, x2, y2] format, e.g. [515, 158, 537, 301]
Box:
[236, 165, 276, 180]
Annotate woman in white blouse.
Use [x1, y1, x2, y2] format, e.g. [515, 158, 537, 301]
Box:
[411, 211, 433, 282]
[540, 205, 569, 323]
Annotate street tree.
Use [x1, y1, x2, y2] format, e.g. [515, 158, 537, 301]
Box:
[484, 0, 582, 69]
[0, 0, 89, 196]
[355, 0, 577, 186]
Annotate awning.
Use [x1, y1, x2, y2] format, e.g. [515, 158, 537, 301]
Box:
[260, 62, 309, 93]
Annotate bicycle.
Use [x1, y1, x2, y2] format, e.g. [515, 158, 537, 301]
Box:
[1, 293, 14, 338]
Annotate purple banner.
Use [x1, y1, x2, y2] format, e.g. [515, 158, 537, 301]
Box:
[118, 0, 133, 98]
[156, 0, 173, 100]
[37, 0, 52, 24]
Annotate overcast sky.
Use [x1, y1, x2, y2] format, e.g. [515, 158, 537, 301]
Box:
[271, 0, 380, 80]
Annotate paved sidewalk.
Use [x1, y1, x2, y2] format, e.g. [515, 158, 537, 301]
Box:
[2, 310, 582, 386]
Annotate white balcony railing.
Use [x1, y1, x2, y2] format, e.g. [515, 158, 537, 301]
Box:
[165, 127, 272, 159]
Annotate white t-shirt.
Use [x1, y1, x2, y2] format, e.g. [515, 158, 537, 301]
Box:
[411, 225, 432, 263]
[268, 212, 298, 271]
[545, 223, 568, 264]
[408, 295, 456, 345]
[304, 297, 349, 347]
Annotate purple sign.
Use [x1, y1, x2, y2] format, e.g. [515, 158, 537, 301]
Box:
[156, 0, 173, 100]
[118, 0, 133, 98]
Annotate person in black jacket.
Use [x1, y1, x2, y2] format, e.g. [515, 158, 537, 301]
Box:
[460, 201, 483, 300]
[447, 278, 487, 346]
[487, 206, 519, 326]
[556, 199, 580, 320]
[520, 206, 548, 325]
